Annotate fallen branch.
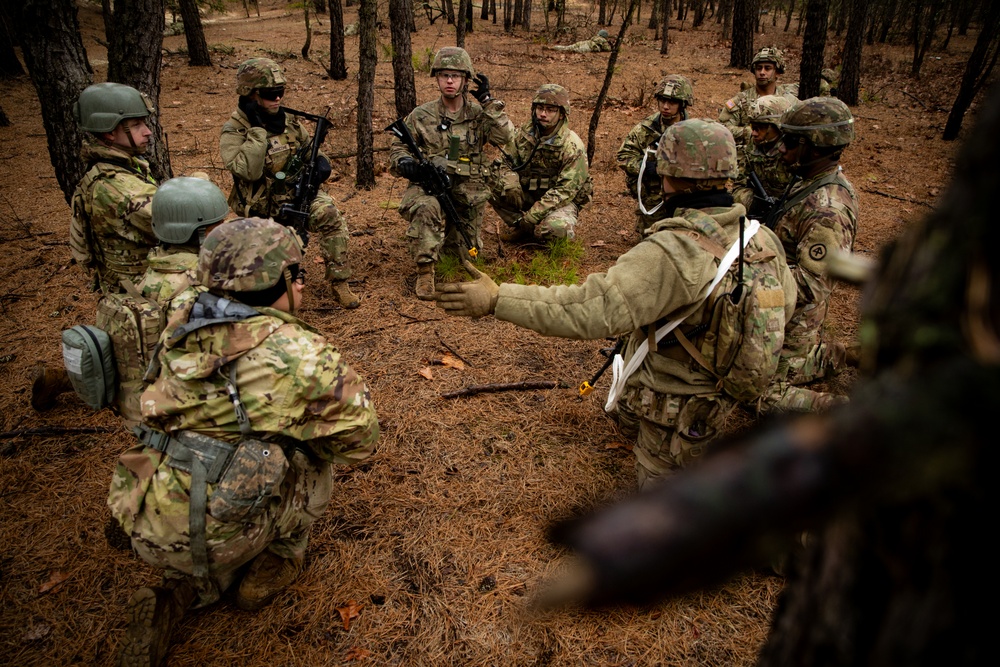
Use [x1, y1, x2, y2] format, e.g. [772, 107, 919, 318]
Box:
[0, 426, 114, 441]
[349, 317, 444, 337]
[441, 380, 558, 399]
[863, 188, 934, 208]
[435, 330, 473, 367]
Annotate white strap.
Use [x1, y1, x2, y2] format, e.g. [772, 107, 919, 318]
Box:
[604, 218, 762, 413]
[637, 148, 663, 216]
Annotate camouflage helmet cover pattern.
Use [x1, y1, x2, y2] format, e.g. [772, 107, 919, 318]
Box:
[749, 94, 794, 126]
[656, 119, 738, 180]
[197, 217, 304, 293]
[751, 47, 786, 74]
[654, 74, 694, 106]
[779, 96, 855, 148]
[532, 84, 571, 118]
[152, 177, 230, 245]
[75, 83, 154, 134]
[236, 57, 287, 96]
[430, 46, 475, 79]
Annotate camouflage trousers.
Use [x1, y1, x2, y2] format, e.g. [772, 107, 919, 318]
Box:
[307, 192, 352, 282]
[621, 387, 737, 491]
[759, 338, 848, 413]
[399, 187, 483, 263]
[117, 448, 332, 607]
[491, 197, 580, 240]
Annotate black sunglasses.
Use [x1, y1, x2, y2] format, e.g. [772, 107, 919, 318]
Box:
[256, 87, 286, 101]
[780, 133, 804, 148]
[287, 264, 305, 285]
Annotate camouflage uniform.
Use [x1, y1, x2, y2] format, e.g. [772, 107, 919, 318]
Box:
[487, 121, 796, 489]
[108, 218, 378, 607]
[489, 97, 593, 240]
[550, 33, 612, 53]
[389, 87, 514, 262]
[760, 98, 859, 413]
[731, 95, 796, 216]
[220, 60, 352, 283]
[719, 84, 799, 147]
[70, 138, 158, 293]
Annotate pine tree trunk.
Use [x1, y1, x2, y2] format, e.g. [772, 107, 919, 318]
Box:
[588, 0, 638, 165]
[328, 0, 348, 79]
[356, 0, 376, 189]
[456, 0, 467, 45]
[729, 0, 755, 68]
[106, 0, 171, 182]
[784, 0, 795, 32]
[7, 0, 92, 203]
[660, 0, 670, 53]
[389, 0, 417, 119]
[943, 2, 1000, 140]
[837, 0, 867, 105]
[799, 0, 829, 98]
[0, 3, 25, 77]
[177, 0, 211, 66]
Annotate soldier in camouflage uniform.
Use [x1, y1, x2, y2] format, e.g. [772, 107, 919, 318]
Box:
[759, 97, 859, 413]
[489, 84, 593, 243]
[437, 120, 796, 490]
[389, 47, 514, 299]
[617, 75, 693, 235]
[719, 47, 799, 147]
[731, 95, 796, 217]
[221, 57, 360, 309]
[108, 218, 379, 666]
[548, 29, 612, 53]
[70, 82, 159, 294]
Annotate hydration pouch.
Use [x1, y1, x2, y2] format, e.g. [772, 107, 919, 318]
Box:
[61, 324, 116, 410]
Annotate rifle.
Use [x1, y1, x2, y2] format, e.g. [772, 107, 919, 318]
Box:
[579, 338, 626, 398]
[748, 170, 776, 220]
[760, 174, 801, 230]
[274, 106, 332, 246]
[385, 118, 478, 258]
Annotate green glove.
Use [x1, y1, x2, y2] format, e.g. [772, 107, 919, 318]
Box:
[435, 260, 500, 318]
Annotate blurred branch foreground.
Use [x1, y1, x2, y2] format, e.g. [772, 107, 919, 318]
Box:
[545, 86, 1000, 665]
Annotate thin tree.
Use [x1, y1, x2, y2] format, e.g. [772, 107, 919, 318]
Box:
[660, 0, 670, 54]
[4, 0, 92, 202]
[389, 0, 417, 119]
[943, 1, 1000, 140]
[911, 0, 944, 78]
[0, 3, 24, 77]
[837, 0, 867, 104]
[356, 0, 376, 188]
[799, 0, 829, 98]
[587, 0, 639, 165]
[106, 0, 171, 181]
[329, 0, 348, 79]
[729, 0, 755, 69]
[302, 3, 313, 60]
[177, 0, 211, 66]
[784, 0, 795, 31]
[314, 0, 328, 11]
[456, 0, 468, 45]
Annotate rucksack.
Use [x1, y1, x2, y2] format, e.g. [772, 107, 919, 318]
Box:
[676, 216, 788, 403]
[62, 325, 116, 410]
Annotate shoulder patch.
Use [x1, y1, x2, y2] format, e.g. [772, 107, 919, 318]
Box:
[808, 243, 827, 261]
[725, 98, 737, 110]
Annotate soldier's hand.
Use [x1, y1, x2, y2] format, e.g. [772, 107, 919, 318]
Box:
[397, 158, 421, 181]
[435, 260, 499, 318]
[472, 74, 491, 103]
[504, 186, 526, 210]
[239, 97, 266, 128]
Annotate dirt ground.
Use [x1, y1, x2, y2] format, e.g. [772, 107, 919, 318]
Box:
[0, 1, 965, 664]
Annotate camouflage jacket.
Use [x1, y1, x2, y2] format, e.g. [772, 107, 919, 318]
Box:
[772, 166, 858, 348]
[389, 96, 514, 208]
[732, 139, 796, 214]
[617, 112, 675, 200]
[553, 35, 612, 52]
[70, 138, 158, 293]
[136, 246, 199, 305]
[220, 108, 324, 218]
[495, 203, 795, 397]
[496, 119, 593, 225]
[718, 84, 798, 146]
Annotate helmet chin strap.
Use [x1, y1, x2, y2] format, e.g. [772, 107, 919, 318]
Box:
[284, 268, 297, 315]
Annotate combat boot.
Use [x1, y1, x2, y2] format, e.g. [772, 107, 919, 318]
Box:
[331, 280, 360, 309]
[845, 342, 862, 368]
[117, 577, 197, 667]
[414, 263, 436, 301]
[235, 551, 305, 611]
[30, 363, 73, 411]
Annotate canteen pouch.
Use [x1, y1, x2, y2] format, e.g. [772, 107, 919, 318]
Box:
[207, 437, 288, 523]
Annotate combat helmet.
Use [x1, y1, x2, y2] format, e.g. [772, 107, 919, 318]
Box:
[598, 29, 609, 38]
[751, 47, 785, 74]
[430, 47, 475, 79]
[656, 119, 738, 180]
[653, 75, 694, 106]
[236, 57, 286, 96]
[532, 84, 571, 118]
[779, 96, 855, 148]
[197, 217, 303, 293]
[75, 83, 154, 134]
[749, 94, 794, 127]
[152, 177, 230, 245]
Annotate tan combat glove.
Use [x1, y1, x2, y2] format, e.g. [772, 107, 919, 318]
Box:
[435, 260, 499, 318]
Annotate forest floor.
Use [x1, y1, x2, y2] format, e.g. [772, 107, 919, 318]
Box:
[0, 0, 969, 664]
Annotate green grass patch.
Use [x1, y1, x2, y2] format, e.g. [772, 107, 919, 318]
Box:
[491, 237, 584, 286]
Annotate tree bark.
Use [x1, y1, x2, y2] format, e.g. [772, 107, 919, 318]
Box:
[784, 0, 795, 32]
[356, 0, 376, 188]
[314, 0, 328, 12]
[729, 0, 755, 69]
[177, 0, 211, 66]
[106, 0, 171, 182]
[0, 101, 9, 126]
[911, 0, 943, 78]
[389, 0, 417, 119]
[328, 0, 348, 79]
[0, 2, 24, 77]
[588, 0, 639, 165]
[4, 0, 92, 203]
[660, 0, 670, 54]
[456, 0, 468, 45]
[799, 0, 829, 99]
[837, 0, 867, 105]
[943, 2, 1000, 140]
